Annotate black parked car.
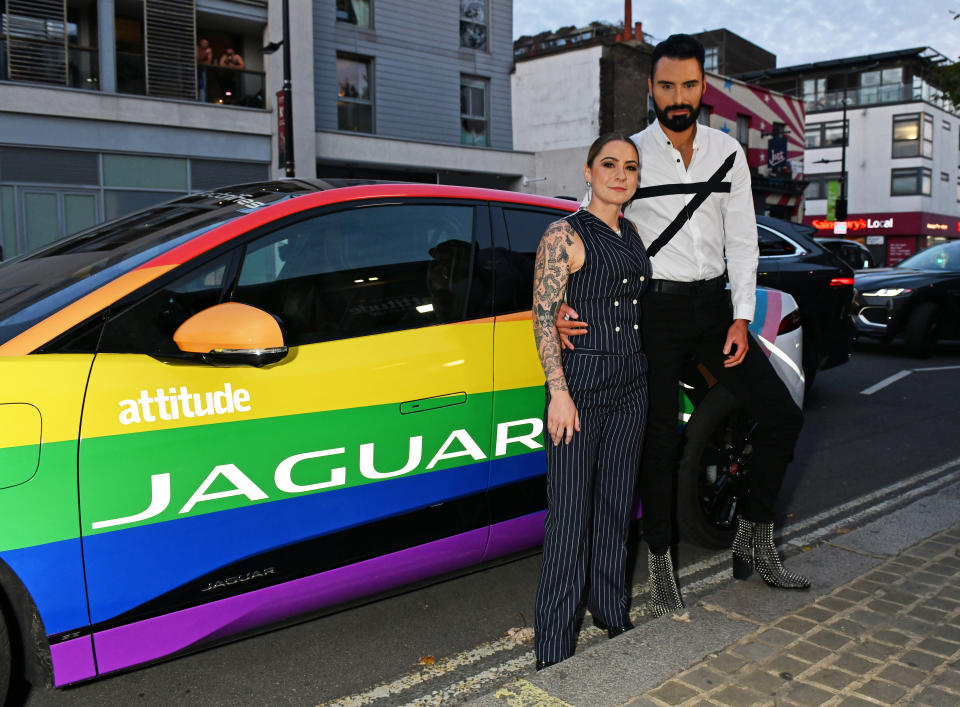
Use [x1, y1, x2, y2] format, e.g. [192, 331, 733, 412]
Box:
[852, 240, 960, 357]
[755, 216, 856, 388]
[817, 237, 875, 270]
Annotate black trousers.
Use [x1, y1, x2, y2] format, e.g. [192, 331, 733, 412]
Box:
[639, 289, 803, 551]
[534, 351, 646, 663]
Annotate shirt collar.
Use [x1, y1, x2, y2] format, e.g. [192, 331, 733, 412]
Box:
[651, 120, 703, 152]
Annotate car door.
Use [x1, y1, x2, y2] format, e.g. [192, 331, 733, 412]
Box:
[76, 198, 494, 674]
[482, 203, 571, 559]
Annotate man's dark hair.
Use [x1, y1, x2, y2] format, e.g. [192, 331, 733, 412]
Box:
[650, 34, 705, 77]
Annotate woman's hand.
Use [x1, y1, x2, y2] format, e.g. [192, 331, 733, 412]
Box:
[555, 303, 588, 350]
[547, 390, 580, 445]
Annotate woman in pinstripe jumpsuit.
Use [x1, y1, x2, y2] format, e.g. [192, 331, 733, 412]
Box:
[532, 133, 651, 669]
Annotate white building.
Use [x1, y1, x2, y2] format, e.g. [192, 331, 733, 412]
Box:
[738, 48, 960, 265]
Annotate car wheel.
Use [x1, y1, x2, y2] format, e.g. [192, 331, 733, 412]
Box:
[676, 385, 753, 549]
[0, 605, 10, 706]
[903, 302, 939, 358]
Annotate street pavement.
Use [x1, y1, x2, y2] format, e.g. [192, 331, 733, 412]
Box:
[468, 478, 960, 706]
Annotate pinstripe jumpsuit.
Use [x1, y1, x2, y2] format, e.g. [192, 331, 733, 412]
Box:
[534, 208, 651, 663]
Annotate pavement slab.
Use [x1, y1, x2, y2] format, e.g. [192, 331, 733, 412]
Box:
[469, 481, 960, 707]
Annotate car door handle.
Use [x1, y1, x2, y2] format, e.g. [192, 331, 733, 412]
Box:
[399, 393, 467, 414]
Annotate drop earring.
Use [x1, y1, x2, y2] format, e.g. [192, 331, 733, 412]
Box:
[584, 181, 593, 203]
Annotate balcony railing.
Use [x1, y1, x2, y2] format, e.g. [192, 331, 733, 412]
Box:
[197, 65, 265, 108]
[806, 85, 955, 112]
[2, 42, 263, 109]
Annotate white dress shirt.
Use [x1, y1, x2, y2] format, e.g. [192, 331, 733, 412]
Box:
[624, 121, 759, 322]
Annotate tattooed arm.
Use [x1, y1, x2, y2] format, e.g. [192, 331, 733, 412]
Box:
[533, 219, 583, 445]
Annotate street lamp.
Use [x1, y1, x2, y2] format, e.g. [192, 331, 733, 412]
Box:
[263, 0, 294, 177]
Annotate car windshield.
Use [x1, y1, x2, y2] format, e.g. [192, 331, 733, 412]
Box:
[897, 241, 960, 272]
[0, 183, 310, 347]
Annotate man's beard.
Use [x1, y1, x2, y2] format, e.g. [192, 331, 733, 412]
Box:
[655, 100, 700, 132]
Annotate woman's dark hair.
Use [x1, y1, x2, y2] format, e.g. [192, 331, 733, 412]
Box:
[586, 132, 639, 167]
[650, 33, 705, 78]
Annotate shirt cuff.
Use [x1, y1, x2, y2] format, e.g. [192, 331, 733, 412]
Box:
[733, 303, 755, 323]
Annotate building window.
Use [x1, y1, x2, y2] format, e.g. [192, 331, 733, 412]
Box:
[802, 77, 826, 109]
[892, 113, 933, 158]
[336, 0, 371, 28]
[698, 105, 712, 126]
[460, 0, 487, 50]
[337, 54, 373, 133]
[891, 167, 932, 196]
[704, 47, 718, 73]
[736, 115, 750, 148]
[460, 76, 488, 146]
[804, 172, 845, 200]
[805, 120, 848, 149]
[956, 176, 960, 202]
[941, 172, 950, 182]
[944, 120, 951, 131]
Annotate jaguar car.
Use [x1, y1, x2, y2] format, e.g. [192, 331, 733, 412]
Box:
[852, 240, 960, 356]
[0, 181, 802, 698]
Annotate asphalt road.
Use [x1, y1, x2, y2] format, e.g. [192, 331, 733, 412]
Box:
[17, 339, 960, 706]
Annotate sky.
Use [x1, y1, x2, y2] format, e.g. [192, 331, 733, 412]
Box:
[514, 0, 960, 68]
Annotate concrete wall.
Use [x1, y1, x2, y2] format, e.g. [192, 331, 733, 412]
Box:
[512, 45, 603, 152]
[805, 102, 960, 217]
[0, 83, 272, 160]
[313, 0, 513, 150]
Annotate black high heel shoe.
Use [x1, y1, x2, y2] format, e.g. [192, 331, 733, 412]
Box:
[732, 517, 810, 590]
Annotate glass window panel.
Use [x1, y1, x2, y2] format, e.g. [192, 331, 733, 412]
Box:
[804, 180, 822, 200]
[64, 194, 97, 235]
[104, 190, 181, 220]
[23, 193, 60, 251]
[805, 126, 822, 148]
[102, 154, 187, 190]
[824, 123, 846, 146]
[891, 172, 915, 195]
[461, 118, 488, 146]
[893, 140, 919, 157]
[336, 0, 371, 27]
[233, 204, 480, 344]
[921, 171, 931, 195]
[881, 67, 902, 85]
[336, 57, 370, 100]
[923, 115, 934, 140]
[1, 186, 15, 260]
[337, 101, 373, 133]
[860, 70, 880, 87]
[893, 117, 919, 141]
[98, 252, 233, 354]
[461, 0, 485, 22]
[460, 21, 487, 49]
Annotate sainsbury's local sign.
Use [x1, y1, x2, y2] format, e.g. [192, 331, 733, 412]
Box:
[811, 217, 895, 231]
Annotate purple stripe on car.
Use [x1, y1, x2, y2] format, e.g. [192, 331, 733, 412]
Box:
[91, 527, 491, 674]
[50, 635, 96, 686]
[482, 511, 544, 559]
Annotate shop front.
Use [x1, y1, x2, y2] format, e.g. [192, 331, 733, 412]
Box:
[803, 211, 960, 266]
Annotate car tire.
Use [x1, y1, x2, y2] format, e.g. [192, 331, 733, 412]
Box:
[0, 605, 10, 707]
[904, 302, 939, 358]
[676, 384, 752, 549]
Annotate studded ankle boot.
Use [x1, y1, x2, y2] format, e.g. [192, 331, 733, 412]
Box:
[732, 518, 810, 590]
[646, 548, 684, 617]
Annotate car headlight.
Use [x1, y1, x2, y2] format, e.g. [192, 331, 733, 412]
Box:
[862, 288, 911, 297]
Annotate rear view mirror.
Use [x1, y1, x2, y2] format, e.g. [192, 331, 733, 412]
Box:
[174, 302, 288, 367]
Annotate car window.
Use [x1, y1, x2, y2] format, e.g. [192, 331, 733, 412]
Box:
[98, 252, 234, 354]
[897, 241, 960, 271]
[233, 203, 486, 345]
[498, 207, 568, 313]
[758, 226, 798, 257]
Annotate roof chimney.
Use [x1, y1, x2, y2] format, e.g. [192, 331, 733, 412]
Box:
[624, 0, 632, 39]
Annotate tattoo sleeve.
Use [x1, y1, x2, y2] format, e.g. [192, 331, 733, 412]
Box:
[533, 220, 575, 393]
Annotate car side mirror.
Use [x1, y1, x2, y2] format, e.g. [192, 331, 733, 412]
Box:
[174, 302, 288, 367]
